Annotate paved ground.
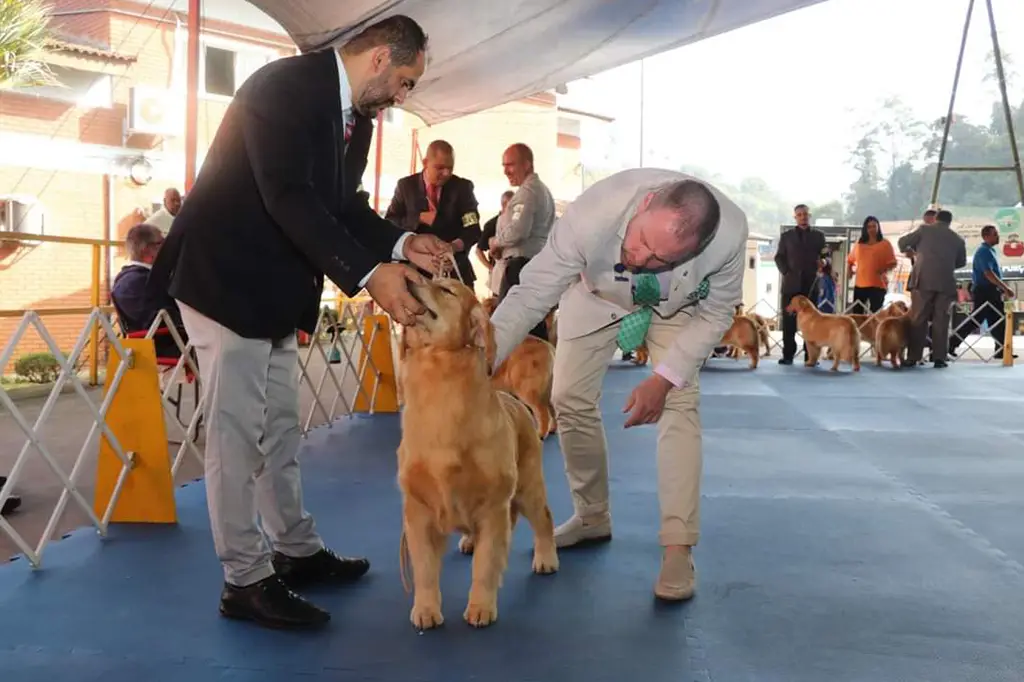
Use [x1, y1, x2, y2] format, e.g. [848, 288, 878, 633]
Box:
[0, 341, 376, 561]
[1, 358, 1023, 680]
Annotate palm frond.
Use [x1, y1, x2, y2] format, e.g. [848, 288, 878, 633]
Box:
[0, 0, 61, 90]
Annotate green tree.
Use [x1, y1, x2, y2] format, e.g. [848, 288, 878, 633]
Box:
[678, 164, 793, 237]
[0, 0, 58, 90]
[841, 61, 1023, 221]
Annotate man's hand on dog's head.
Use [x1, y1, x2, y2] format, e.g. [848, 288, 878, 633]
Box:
[365, 264, 427, 326]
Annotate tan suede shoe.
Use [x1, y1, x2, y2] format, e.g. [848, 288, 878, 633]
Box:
[654, 546, 696, 601]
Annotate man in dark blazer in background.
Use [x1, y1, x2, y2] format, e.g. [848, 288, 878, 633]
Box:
[385, 139, 481, 286]
[147, 15, 449, 631]
[774, 203, 828, 365]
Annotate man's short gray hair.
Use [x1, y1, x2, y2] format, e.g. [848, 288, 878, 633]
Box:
[126, 222, 163, 261]
[649, 180, 721, 245]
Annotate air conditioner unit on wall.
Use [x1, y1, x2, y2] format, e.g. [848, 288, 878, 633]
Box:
[128, 85, 184, 137]
[0, 196, 46, 239]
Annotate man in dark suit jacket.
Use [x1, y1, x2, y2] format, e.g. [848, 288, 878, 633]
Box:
[774, 204, 828, 364]
[386, 139, 481, 286]
[147, 16, 448, 631]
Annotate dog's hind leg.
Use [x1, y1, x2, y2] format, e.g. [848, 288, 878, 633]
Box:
[761, 327, 772, 356]
[747, 343, 759, 370]
[464, 503, 512, 628]
[403, 499, 447, 630]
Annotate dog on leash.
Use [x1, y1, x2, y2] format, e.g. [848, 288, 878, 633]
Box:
[875, 302, 912, 369]
[717, 314, 762, 369]
[397, 279, 559, 631]
[784, 295, 861, 372]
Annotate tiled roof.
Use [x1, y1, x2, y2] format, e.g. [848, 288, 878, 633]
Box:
[45, 33, 137, 64]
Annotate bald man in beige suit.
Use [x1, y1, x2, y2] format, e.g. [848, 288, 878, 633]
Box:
[490, 168, 748, 601]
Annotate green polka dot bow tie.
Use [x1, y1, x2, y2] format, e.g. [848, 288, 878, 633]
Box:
[616, 272, 661, 353]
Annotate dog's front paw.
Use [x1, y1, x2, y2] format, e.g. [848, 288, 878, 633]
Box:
[532, 549, 559, 575]
[458, 534, 474, 554]
[464, 600, 498, 627]
[410, 602, 444, 630]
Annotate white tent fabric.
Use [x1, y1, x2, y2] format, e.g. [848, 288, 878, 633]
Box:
[244, 0, 827, 125]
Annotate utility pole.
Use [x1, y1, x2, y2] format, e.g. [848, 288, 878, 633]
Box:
[638, 59, 645, 167]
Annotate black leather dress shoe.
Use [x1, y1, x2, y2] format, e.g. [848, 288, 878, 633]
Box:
[272, 547, 370, 588]
[219, 576, 330, 629]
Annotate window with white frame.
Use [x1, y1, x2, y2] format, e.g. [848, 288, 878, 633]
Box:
[201, 42, 275, 98]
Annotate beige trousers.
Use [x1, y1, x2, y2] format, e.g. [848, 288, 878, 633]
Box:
[551, 312, 702, 547]
[178, 302, 323, 587]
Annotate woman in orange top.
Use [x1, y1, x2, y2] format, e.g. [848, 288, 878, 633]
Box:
[847, 215, 897, 313]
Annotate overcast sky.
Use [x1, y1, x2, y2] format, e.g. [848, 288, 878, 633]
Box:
[561, 0, 1024, 205]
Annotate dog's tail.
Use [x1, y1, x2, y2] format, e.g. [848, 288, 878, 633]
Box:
[399, 529, 413, 594]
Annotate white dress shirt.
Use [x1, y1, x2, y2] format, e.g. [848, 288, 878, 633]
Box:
[333, 50, 410, 289]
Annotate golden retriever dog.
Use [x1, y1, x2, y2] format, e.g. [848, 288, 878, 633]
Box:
[826, 301, 910, 361]
[724, 306, 772, 361]
[784, 295, 861, 372]
[479, 296, 557, 438]
[875, 305, 912, 369]
[718, 314, 761, 369]
[397, 279, 559, 630]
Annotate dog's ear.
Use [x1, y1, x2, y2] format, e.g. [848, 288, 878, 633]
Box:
[468, 303, 496, 372]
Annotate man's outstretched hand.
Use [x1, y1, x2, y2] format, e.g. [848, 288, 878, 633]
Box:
[622, 374, 674, 428]
[403, 234, 452, 275]
[364, 263, 427, 326]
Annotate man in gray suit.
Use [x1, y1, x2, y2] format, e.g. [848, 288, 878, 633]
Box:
[897, 209, 967, 368]
[490, 168, 748, 602]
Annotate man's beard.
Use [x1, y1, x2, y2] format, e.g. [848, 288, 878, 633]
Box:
[354, 72, 395, 116]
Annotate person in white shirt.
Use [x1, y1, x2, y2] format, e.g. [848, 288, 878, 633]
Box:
[146, 187, 181, 235]
[490, 168, 749, 602]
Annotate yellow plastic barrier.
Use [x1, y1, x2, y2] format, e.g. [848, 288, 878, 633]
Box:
[1004, 300, 1015, 367]
[93, 338, 178, 524]
[353, 314, 399, 413]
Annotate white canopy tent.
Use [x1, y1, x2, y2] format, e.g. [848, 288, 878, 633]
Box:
[244, 0, 828, 126]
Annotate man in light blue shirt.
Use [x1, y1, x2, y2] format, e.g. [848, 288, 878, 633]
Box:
[950, 224, 1016, 359]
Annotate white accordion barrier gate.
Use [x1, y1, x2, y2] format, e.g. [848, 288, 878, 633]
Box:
[0, 297, 401, 569]
[733, 295, 1014, 366]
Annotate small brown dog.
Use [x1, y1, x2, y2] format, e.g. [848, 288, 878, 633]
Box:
[480, 296, 557, 438]
[875, 304, 912, 369]
[398, 280, 559, 630]
[784, 295, 861, 372]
